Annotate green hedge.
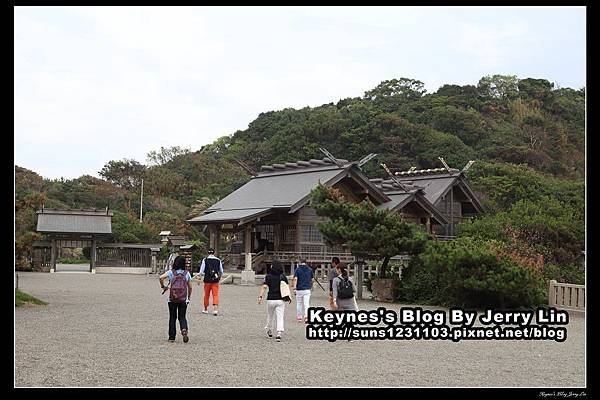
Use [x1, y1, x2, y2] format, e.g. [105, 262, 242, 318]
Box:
[397, 237, 546, 309]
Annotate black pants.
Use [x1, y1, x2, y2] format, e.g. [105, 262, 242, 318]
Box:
[168, 301, 188, 340]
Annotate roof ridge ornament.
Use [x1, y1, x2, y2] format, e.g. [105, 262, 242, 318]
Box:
[318, 147, 345, 168]
[438, 157, 453, 175]
[462, 160, 475, 174]
[357, 153, 377, 168]
[380, 163, 409, 192]
[235, 159, 257, 176]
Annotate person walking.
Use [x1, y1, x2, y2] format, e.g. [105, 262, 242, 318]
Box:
[198, 248, 223, 316]
[332, 263, 357, 311]
[158, 255, 192, 343]
[165, 249, 179, 272]
[291, 258, 313, 323]
[328, 257, 340, 310]
[258, 261, 291, 342]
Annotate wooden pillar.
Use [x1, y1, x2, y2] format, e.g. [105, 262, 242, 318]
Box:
[50, 238, 56, 272]
[273, 224, 281, 252]
[90, 238, 96, 272]
[444, 196, 449, 236]
[449, 187, 454, 237]
[209, 225, 217, 253]
[356, 261, 364, 300]
[295, 219, 301, 253]
[214, 226, 220, 256]
[426, 216, 432, 234]
[244, 224, 252, 271]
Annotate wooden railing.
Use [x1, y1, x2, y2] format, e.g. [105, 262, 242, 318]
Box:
[265, 251, 355, 264]
[548, 280, 585, 311]
[433, 235, 456, 241]
[252, 251, 266, 272]
[217, 250, 410, 282]
[307, 260, 408, 281]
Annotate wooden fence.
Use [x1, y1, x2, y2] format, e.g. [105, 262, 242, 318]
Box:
[32, 248, 52, 271]
[548, 280, 585, 311]
[96, 247, 152, 268]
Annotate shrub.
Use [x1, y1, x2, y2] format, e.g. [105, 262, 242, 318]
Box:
[15, 289, 48, 307]
[400, 238, 546, 308]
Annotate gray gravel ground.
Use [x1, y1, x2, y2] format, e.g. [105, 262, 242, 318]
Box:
[15, 272, 585, 387]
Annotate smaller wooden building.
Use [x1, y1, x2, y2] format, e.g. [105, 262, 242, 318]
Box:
[35, 208, 113, 272]
[393, 167, 484, 238]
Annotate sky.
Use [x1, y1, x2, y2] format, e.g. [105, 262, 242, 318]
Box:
[14, 6, 586, 180]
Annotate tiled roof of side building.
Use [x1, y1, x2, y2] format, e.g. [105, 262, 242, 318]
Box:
[391, 169, 462, 205]
[36, 213, 112, 234]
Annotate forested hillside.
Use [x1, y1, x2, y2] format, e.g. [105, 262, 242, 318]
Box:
[15, 74, 585, 282]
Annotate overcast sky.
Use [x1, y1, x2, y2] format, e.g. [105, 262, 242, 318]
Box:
[14, 6, 586, 180]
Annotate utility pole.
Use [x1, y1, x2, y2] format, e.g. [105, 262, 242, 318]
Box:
[139, 179, 144, 223]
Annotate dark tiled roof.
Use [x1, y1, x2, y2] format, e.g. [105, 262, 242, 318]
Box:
[259, 157, 350, 173]
[36, 208, 112, 234]
[369, 178, 422, 193]
[394, 167, 460, 177]
[167, 236, 188, 246]
[190, 208, 273, 224]
[392, 170, 462, 205]
[189, 156, 389, 225]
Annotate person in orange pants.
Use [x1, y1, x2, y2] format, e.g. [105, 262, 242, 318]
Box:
[198, 248, 223, 315]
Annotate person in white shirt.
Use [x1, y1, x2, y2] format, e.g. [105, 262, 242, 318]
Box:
[198, 248, 223, 315]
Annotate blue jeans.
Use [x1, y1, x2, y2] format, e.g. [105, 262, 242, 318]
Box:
[168, 301, 188, 340]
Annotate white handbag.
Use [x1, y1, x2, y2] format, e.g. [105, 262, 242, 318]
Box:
[280, 275, 291, 299]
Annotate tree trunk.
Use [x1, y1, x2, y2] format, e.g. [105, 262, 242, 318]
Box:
[379, 256, 391, 278]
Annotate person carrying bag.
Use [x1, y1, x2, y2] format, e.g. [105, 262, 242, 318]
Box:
[258, 260, 291, 342]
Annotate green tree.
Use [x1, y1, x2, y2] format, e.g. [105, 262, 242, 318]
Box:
[146, 146, 191, 166]
[99, 159, 146, 190]
[477, 74, 519, 100]
[188, 196, 220, 220]
[364, 78, 427, 100]
[310, 184, 427, 277]
[110, 211, 155, 243]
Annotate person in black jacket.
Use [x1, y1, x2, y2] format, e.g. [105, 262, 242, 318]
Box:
[258, 260, 290, 342]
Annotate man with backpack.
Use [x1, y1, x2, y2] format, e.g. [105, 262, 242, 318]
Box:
[158, 255, 193, 343]
[198, 248, 223, 316]
[332, 263, 357, 311]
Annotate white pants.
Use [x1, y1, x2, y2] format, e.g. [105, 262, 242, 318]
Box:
[295, 289, 311, 318]
[265, 300, 285, 333]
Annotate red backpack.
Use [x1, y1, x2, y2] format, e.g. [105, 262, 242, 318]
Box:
[170, 271, 188, 303]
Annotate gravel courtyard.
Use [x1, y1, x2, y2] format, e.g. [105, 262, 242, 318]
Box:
[15, 272, 585, 387]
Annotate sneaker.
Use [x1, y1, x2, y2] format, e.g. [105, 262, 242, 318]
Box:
[181, 329, 189, 343]
[201, 309, 208, 314]
[276, 335, 282, 342]
[296, 317, 303, 323]
[168, 339, 175, 343]
[213, 310, 218, 316]
[266, 330, 273, 338]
